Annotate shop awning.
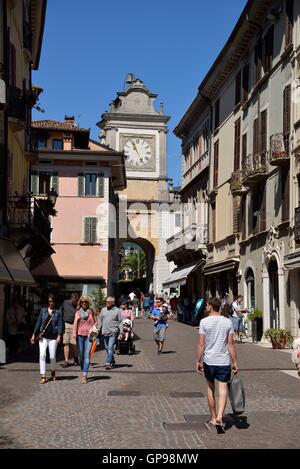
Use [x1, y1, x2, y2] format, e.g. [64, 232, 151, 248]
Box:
[162, 261, 202, 288]
[0, 238, 36, 286]
[284, 252, 300, 270]
[204, 257, 239, 276]
[0, 256, 13, 283]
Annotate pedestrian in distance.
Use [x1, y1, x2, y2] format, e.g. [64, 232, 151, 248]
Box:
[72, 296, 96, 384]
[97, 296, 123, 370]
[230, 295, 248, 342]
[31, 294, 63, 384]
[60, 292, 79, 367]
[150, 297, 172, 355]
[195, 297, 238, 429]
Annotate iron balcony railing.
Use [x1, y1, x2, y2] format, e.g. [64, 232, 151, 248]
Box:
[270, 133, 290, 162]
[243, 152, 268, 180]
[230, 169, 246, 194]
[7, 195, 51, 242]
[7, 86, 26, 122]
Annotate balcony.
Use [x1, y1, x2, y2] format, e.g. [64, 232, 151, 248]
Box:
[269, 133, 290, 166]
[182, 150, 209, 188]
[7, 86, 26, 131]
[242, 152, 268, 186]
[166, 223, 208, 259]
[7, 195, 54, 270]
[230, 170, 247, 196]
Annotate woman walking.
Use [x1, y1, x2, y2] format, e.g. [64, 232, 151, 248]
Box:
[72, 296, 96, 384]
[31, 294, 63, 384]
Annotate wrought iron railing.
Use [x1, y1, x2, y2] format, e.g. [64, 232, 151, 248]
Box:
[270, 133, 290, 161]
[230, 170, 245, 193]
[243, 152, 268, 179]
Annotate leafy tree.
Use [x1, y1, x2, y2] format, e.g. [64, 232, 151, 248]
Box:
[120, 250, 146, 280]
[91, 286, 106, 310]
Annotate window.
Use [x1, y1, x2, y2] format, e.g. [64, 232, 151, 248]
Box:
[78, 173, 104, 197]
[52, 139, 63, 150]
[175, 213, 181, 228]
[213, 140, 219, 188]
[83, 217, 97, 244]
[285, 0, 294, 48]
[37, 138, 47, 149]
[246, 269, 255, 310]
[211, 202, 216, 243]
[214, 99, 220, 130]
[235, 70, 241, 106]
[254, 38, 262, 85]
[281, 171, 290, 222]
[242, 133, 247, 166]
[252, 184, 266, 234]
[234, 118, 241, 171]
[283, 84, 291, 154]
[264, 25, 274, 73]
[253, 118, 259, 154]
[30, 171, 58, 195]
[242, 63, 249, 102]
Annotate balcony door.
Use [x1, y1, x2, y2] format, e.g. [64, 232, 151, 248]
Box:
[268, 259, 279, 329]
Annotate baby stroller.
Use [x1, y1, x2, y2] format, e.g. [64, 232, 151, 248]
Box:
[116, 319, 135, 355]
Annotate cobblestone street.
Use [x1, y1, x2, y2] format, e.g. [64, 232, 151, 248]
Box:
[0, 318, 299, 449]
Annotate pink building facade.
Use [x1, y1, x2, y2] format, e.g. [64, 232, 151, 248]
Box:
[31, 116, 126, 295]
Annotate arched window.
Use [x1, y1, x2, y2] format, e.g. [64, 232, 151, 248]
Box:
[246, 268, 255, 310]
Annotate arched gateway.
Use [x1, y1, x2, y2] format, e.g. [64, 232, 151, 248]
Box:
[98, 74, 173, 294]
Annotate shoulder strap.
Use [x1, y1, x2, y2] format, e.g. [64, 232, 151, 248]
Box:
[41, 315, 53, 333]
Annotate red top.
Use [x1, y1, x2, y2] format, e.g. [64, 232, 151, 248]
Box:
[74, 311, 95, 337]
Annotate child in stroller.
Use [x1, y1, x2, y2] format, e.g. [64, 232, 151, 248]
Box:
[117, 319, 135, 355]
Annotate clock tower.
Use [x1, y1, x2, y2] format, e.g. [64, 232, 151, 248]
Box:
[98, 74, 172, 293]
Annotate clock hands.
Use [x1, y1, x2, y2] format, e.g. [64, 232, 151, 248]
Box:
[131, 141, 144, 163]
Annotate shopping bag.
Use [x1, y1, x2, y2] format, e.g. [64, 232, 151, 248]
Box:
[227, 374, 245, 415]
[89, 339, 97, 359]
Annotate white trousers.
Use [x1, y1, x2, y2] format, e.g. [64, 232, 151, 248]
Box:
[39, 338, 57, 375]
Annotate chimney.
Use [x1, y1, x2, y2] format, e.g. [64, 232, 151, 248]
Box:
[65, 115, 75, 125]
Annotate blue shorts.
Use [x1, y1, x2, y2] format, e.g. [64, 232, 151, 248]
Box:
[232, 316, 242, 331]
[204, 363, 231, 383]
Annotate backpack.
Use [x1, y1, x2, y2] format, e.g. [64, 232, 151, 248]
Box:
[229, 302, 235, 317]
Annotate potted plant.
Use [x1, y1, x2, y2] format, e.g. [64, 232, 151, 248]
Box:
[263, 328, 293, 349]
[247, 308, 263, 342]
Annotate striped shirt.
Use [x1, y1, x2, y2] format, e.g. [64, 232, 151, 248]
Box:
[199, 315, 234, 366]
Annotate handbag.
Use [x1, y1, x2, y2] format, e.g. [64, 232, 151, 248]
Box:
[35, 316, 53, 342]
[227, 374, 245, 415]
[88, 324, 99, 342]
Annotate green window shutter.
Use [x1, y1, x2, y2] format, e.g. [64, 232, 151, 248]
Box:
[51, 172, 58, 194]
[78, 173, 84, 196]
[91, 218, 97, 243]
[31, 171, 39, 195]
[83, 218, 90, 243]
[98, 174, 104, 197]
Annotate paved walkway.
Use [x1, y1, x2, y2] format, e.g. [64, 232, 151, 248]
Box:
[0, 318, 299, 449]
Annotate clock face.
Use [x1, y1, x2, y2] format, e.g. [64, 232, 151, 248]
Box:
[123, 137, 152, 168]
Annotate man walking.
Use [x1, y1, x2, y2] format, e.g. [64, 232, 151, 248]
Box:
[150, 297, 172, 355]
[195, 297, 238, 428]
[98, 297, 123, 370]
[60, 292, 79, 367]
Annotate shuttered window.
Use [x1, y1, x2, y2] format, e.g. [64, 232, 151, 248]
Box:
[264, 25, 274, 72]
[234, 118, 241, 171]
[252, 184, 266, 234]
[242, 133, 247, 165]
[30, 171, 59, 195]
[235, 70, 241, 106]
[283, 84, 291, 154]
[240, 197, 246, 240]
[83, 217, 97, 243]
[232, 196, 240, 234]
[211, 202, 216, 243]
[261, 110, 267, 157]
[253, 118, 259, 154]
[242, 63, 249, 102]
[31, 171, 38, 195]
[254, 39, 262, 85]
[281, 171, 290, 222]
[78, 173, 105, 197]
[285, 0, 294, 48]
[213, 140, 219, 188]
[214, 99, 220, 130]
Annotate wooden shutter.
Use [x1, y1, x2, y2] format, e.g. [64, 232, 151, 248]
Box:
[30, 171, 38, 195]
[242, 63, 249, 102]
[214, 99, 220, 130]
[78, 173, 84, 196]
[253, 118, 259, 154]
[240, 197, 246, 240]
[213, 140, 219, 188]
[261, 110, 267, 159]
[254, 39, 262, 85]
[235, 70, 241, 106]
[260, 185, 266, 232]
[50, 172, 58, 194]
[281, 171, 290, 222]
[211, 202, 216, 243]
[234, 118, 241, 171]
[285, 0, 294, 47]
[90, 218, 97, 243]
[98, 174, 104, 197]
[232, 196, 240, 234]
[283, 84, 291, 135]
[242, 133, 247, 165]
[264, 25, 274, 72]
[83, 218, 90, 243]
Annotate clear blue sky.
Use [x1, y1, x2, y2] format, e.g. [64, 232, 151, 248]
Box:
[33, 0, 247, 186]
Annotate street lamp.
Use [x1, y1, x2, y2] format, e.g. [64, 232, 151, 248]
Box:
[47, 187, 58, 206]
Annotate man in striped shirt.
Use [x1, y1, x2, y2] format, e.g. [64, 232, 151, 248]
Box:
[195, 297, 238, 428]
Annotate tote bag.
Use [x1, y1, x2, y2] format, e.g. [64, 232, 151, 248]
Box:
[228, 374, 245, 415]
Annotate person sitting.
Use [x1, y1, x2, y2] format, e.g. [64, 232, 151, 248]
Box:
[118, 319, 133, 342]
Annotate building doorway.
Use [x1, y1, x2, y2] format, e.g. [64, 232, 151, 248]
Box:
[268, 259, 279, 328]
